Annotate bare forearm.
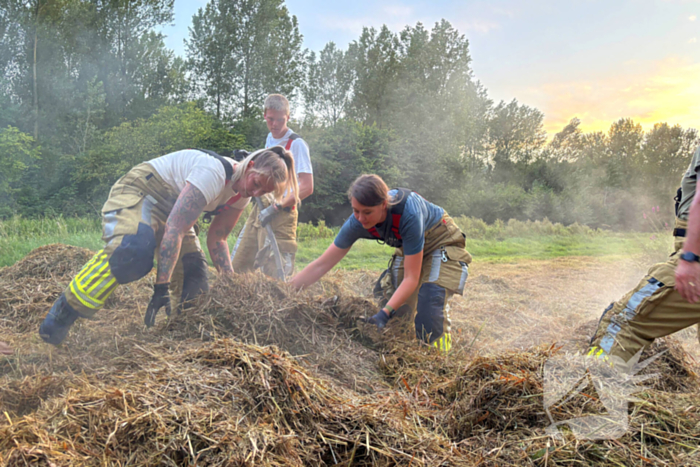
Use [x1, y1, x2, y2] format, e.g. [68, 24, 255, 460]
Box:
[208, 239, 233, 274]
[279, 173, 313, 207]
[291, 259, 330, 289]
[157, 182, 208, 284]
[206, 208, 242, 274]
[157, 227, 183, 283]
[386, 277, 419, 311]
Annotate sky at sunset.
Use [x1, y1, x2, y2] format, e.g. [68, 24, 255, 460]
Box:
[162, 0, 700, 136]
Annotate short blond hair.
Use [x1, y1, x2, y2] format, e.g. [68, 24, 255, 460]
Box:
[264, 94, 290, 116]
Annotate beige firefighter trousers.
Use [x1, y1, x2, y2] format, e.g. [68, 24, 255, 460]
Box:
[588, 251, 700, 363]
[230, 194, 297, 278]
[377, 213, 472, 352]
[64, 163, 202, 317]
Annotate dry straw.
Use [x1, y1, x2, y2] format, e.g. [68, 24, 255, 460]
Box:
[1, 244, 700, 465]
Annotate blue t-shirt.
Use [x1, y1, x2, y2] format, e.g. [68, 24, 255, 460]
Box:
[334, 190, 444, 255]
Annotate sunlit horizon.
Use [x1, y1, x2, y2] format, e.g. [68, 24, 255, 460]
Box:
[163, 1, 700, 137]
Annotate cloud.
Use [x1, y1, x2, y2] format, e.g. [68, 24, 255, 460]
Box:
[317, 2, 499, 38]
[491, 7, 515, 18]
[690, 37, 698, 43]
[524, 57, 700, 134]
[459, 19, 500, 34]
[383, 4, 414, 17]
[317, 2, 417, 35]
[318, 14, 373, 34]
[690, 15, 697, 21]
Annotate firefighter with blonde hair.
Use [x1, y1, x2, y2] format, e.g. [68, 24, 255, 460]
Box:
[39, 147, 298, 345]
[291, 174, 472, 353]
[231, 94, 313, 277]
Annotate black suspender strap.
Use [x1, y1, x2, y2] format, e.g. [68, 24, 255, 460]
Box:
[194, 148, 233, 181]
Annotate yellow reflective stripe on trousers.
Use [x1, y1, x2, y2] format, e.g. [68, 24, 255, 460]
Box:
[70, 250, 114, 310]
[86, 260, 111, 293]
[78, 251, 108, 287]
[431, 333, 452, 353]
[94, 277, 117, 301]
[69, 278, 103, 309]
[587, 346, 610, 363]
[74, 252, 102, 285]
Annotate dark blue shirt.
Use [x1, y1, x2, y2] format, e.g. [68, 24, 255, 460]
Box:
[334, 190, 444, 255]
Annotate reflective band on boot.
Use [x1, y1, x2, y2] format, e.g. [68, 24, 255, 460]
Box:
[69, 249, 119, 311]
[39, 294, 80, 345]
[431, 332, 452, 353]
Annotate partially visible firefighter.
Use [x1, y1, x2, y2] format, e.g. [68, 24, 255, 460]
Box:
[39, 148, 299, 345]
[290, 174, 472, 353]
[589, 144, 700, 366]
[231, 94, 313, 277]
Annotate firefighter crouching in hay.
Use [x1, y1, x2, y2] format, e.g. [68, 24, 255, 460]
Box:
[231, 94, 313, 278]
[39, 148, 299, 345]
[589, 145, 700, 365]
[290, 174, 472, 353]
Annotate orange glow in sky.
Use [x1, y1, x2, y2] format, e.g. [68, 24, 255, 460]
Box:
[535, 57, 700, 135]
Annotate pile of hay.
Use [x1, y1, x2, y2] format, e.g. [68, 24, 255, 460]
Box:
[2, 244, 700, 466]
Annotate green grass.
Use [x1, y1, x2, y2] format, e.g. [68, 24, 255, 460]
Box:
[0, 216, 672, 271]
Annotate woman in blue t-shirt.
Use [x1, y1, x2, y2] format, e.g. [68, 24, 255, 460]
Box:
[291, 174, 472, 352]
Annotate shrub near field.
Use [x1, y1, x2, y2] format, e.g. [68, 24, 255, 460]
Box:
[1, 215, 673, 270]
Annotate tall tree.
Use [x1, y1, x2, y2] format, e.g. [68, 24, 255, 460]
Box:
[187, 0, 233, 119]
[488, 99, 547, 163]
[303, 42, 353, 126]
[186, 0, 304, 119]
[347, 25, 399, 126]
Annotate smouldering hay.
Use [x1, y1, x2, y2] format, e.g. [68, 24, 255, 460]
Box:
[4, 244, 700, 466]
[166, 273, 385, 392]
[0, 339, 471, 466]
[0, 244, 94, 281]
[0, 375, 65, 417]
[0, 244, 95, 333]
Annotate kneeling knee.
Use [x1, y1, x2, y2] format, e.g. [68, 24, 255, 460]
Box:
[109, 223, 156, 284]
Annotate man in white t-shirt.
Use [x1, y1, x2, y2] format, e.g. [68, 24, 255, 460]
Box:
[231, 94, 313, 277]
[39, 147, 298, 346]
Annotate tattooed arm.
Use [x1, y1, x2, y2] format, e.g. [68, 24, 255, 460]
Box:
[156, 182, 208, 284]
[206, 207, 244, 275]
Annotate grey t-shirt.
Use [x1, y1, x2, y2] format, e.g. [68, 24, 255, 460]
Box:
[678, 146, 700, 220]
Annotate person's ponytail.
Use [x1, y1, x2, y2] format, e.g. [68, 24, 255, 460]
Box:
[266, 145, 300, 206]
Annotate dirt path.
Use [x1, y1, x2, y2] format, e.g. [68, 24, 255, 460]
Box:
[451, 256, 700, 360]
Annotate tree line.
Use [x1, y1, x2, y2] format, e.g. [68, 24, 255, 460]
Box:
[1, 0, 697, 230]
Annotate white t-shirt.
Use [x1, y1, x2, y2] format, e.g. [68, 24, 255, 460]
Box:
[265, 129, 312, 175]
[147, 149, 250, 212]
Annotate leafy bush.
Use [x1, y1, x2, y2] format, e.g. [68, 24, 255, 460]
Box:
[297, 220, 337, 240]
[453, 215, 601, 240]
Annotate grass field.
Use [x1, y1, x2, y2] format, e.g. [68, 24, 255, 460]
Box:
[0, 215, 673, 269]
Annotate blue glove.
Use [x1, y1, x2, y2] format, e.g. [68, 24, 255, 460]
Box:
[367, 309, 391, 329]
[258, 203, 279, 227]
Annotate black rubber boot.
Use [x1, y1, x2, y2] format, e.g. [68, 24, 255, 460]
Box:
[39, 294, 81, 345]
